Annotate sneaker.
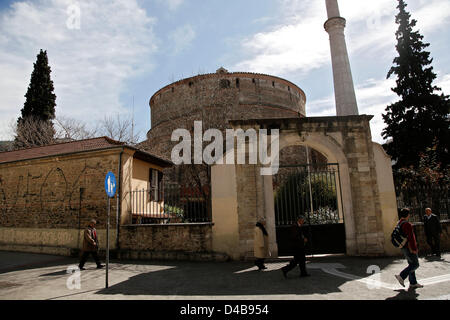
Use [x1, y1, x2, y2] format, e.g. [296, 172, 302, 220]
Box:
[409, 283, 424, 289]
[96, 265, 105, 269]
[79, 267, 86, 271]
[395, 275, 405, 287]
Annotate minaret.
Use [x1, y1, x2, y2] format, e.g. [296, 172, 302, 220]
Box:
[324, 0, 359, 116]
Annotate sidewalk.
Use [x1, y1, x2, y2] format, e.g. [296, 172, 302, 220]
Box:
[0, 251, 449, 300]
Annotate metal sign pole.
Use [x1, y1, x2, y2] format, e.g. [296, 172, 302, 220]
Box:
[106, 196, 110, 289]
[104, 171, 116, 290]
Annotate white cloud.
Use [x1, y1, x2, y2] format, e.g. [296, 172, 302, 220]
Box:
[234, 0, 450, 76]
[158, 0, 184, 11]
[307, 77, 397, 143]
[235, 0, 450, 144]
[308, 71, 450, 144]
[169, 24, 196, 55]
[436, 73, 450, 95]
[0, 0, 158, 140]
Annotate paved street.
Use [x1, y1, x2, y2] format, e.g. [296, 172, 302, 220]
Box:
[0, 251, 449, 300]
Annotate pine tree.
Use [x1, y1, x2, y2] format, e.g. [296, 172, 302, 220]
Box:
[14, 49, 57, 149]
[382, 0, 450, 171]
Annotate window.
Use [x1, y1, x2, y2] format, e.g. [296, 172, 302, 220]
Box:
[149, 169, 163, 202]
[219, 79, 231, 89]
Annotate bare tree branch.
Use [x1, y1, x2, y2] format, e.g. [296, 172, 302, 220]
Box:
[99, 114, 142, 145]
[12, 116, 56, 150]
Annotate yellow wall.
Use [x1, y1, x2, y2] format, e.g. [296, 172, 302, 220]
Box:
[211, 164, 240, 260]
[121, 156, 165, 224]
[373, 143, 399, 256]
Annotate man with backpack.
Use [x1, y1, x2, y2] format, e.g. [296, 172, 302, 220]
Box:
[394, 208, 423, 289]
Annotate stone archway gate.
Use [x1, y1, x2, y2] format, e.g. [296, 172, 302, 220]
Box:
[210, 115, 399, 260]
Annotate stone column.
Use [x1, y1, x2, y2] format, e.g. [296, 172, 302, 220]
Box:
[324, 0, 359, 116]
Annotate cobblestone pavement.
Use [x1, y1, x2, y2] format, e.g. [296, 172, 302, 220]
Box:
[0, 251, 449, 300]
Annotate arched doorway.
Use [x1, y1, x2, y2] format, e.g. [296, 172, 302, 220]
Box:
[273, 133, 353, 256]
[212, 116, 397, 260]
[274, 153, 345, 255]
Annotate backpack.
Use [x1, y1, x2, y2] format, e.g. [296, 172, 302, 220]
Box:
[391, 221, 408, 248]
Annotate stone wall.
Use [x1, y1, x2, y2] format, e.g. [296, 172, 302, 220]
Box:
[142, 71, 306, 160]
[0, 149, 121, 254]
[0, 150, 120, 229]
[117, 223, 228, 261]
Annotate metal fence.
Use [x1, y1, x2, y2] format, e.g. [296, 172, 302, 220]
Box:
[130, 183, 211, 224]
[396, 186, 450, 223]
[273, 164, 342, 226]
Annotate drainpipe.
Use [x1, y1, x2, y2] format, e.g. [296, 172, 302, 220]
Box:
[116, 148, 124, 251]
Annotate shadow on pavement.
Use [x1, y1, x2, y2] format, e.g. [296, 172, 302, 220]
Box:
[39, 270, 69, 277]
[423, 256, 449, 264]
[386, 289, 420, 300]
[0, 251, 77, 275]
[94, 257, 395, 297]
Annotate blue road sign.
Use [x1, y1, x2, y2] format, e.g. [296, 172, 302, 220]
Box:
[104, 172, 117, 198]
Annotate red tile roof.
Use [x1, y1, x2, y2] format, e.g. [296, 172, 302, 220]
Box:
[0, 137, 173, 167]
[0, 137, 125, 164]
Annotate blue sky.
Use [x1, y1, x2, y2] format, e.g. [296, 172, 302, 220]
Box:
[0, 0, 449, 143]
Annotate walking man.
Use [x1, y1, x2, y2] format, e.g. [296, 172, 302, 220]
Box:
[79, 219, 104, 271]
[395, 208, 423, 289]
[254, 217, 269, 270]
[424, 208, 442, 258]
[281, 215, 310, 278]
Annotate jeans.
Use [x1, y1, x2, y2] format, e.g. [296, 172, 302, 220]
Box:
[400, 247, 419, 285]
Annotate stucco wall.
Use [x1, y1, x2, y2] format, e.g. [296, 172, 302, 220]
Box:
[372, 143, 399, 256]
[211, 164, 240, 260]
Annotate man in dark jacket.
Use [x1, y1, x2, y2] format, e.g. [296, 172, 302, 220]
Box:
[78, 219, 104, 271]
[281, 216, 310, 278]
[394, 208, 423, 290]
[424, 208, 442, 257]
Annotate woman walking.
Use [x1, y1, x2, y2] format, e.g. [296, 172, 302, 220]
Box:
[254, 217, 269, 270]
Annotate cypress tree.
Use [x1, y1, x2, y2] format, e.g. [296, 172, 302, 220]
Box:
[382, 0, 449, 171]
[15, 49, 57, 148]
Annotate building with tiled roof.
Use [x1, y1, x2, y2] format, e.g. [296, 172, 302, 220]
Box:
[0, 137, 173, 256]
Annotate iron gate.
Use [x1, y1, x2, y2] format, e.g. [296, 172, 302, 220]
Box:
[273, 163, 346, 255]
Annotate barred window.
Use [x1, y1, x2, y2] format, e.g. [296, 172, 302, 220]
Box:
[149, 169, 163, 202]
